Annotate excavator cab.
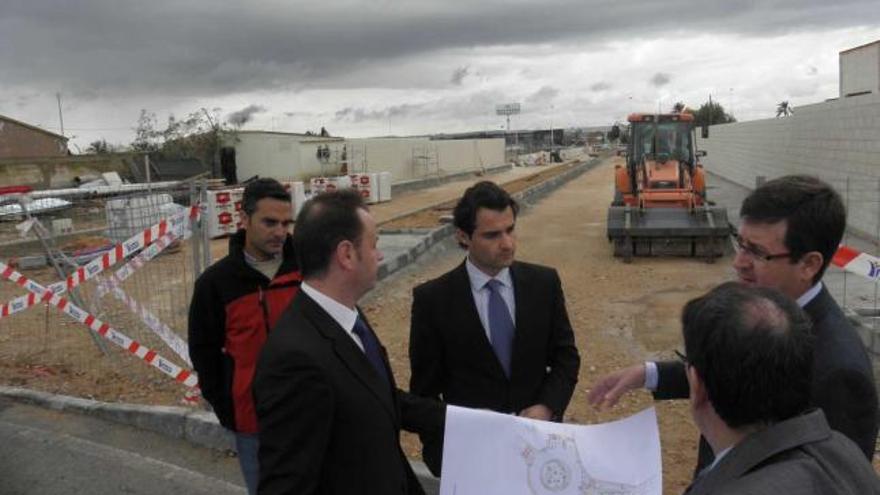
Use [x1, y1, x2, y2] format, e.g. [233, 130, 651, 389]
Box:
[607, 113, 730, 261]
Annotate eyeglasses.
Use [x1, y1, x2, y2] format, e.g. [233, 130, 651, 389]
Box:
[730, 234, 793, 263]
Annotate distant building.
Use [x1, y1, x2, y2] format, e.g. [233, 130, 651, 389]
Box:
[0, 114, 69, 159]
[432, 128, 565, 153]
[220, 130, 504, 184]
[840, 39, 879, 98]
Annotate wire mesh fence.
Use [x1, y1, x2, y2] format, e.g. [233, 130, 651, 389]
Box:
[0, 184, 209, 404]
[827, 178, 880, 338]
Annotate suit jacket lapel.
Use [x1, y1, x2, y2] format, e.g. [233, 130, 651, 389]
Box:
[451, 261, 509, 379]
[299, 293, 397, 420]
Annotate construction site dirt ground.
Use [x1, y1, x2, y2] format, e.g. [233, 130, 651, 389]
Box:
[2, 155, 878, 491]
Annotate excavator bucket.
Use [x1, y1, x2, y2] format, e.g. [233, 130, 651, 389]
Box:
[607, 205, 731, 262]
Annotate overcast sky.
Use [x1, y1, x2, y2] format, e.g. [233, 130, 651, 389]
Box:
[2, 0, 879, 150]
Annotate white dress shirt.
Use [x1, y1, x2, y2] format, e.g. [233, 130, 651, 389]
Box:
[465, 257, 516, 343]
[300, 282, 364, 351]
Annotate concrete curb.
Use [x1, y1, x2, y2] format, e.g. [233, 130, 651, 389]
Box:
[377, 157, 601, 282]
[0, 385, 439, 488]
[0, 385, 235, 451]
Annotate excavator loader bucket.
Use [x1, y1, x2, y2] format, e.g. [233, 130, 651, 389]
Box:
[606, 205, 731, 262]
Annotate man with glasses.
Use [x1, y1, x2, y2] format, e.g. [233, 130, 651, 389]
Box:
[588, 175, 878, 472]
[678, 283, 879, 494]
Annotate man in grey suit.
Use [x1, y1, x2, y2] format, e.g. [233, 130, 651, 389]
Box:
[680, 282, 879, 494]
[589, 175, 878, 470]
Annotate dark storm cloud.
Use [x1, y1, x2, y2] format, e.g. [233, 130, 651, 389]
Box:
[227, 104, 266, 126]
[451, 66, 470, 86]
[334, 89, 509, 124]
[335, 102, 428, 123]
[1, 0, 878, 97]
[650, 72, 671, 87]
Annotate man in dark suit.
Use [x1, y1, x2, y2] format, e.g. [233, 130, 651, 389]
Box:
[589, 175, 878, 468]
[679, 282, 879, 494]
[409, 180, 581, 476]
[254, 189, 444, 495]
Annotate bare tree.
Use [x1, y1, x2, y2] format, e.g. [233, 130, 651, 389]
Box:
[776, 101, 794, 118]
[86, 139, 115, 154]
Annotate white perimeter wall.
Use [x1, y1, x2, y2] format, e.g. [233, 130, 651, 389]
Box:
[230, 133, 297, 179]
[234, 134, 505, 184]
[347, 137, 505, 182]
[696, 93, 880, 237]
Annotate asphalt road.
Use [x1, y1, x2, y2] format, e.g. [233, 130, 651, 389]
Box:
[0, 397, 246, 495]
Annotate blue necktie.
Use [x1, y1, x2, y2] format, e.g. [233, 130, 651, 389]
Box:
[352, 317, 391, 387]
[486, 279, 515, 377]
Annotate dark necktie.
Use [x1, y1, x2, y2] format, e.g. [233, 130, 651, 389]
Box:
[486, 279, 515, 377]
[352, 316, 391, 387]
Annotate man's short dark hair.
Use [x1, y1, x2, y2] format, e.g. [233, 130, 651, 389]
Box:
[452, 181, 519, 245]
[293, 189, 366, 278]
[241, 178, 291, 216]
[682, 282, 814, 428]
[740, 175, 845, 283]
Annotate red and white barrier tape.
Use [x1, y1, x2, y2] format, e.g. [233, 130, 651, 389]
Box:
[96, 272, 192, 366]
[0, 260, 198, 387]
[0, 206, 198, 319]
[92, 226, 193, 365]
[102, 222, 192, 290]
[183, 387, 202, 404]
[832, 244, 880, 282]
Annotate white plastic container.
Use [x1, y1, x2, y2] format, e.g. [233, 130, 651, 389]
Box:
[205, 188, 244, 238]
[377, 172, 393, 202]
[310, 177, 328, 195]
[281, 181, 307, 217]
[351, 173, 379, 204]
[105, 193, 175, 243]
[325, 175, 352, 193]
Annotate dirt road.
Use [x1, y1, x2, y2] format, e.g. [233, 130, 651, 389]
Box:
[362, 155, 734, 493]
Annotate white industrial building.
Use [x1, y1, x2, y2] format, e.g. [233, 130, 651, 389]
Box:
[840, 40, 880, 98]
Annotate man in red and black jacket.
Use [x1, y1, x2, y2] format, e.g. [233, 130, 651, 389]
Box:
[188, 178, 301, 495]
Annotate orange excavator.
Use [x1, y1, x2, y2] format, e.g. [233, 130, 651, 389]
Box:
[607, 112, 730, 261]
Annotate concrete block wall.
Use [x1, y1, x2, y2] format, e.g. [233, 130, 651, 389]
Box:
[0, 154, 135, 189]
[696, 92, 880, 238]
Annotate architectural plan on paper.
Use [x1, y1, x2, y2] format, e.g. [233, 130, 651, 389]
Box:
[439, 406, 661, 495]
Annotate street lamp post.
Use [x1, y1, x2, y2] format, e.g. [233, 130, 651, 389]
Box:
[496, 103, 521, 160]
